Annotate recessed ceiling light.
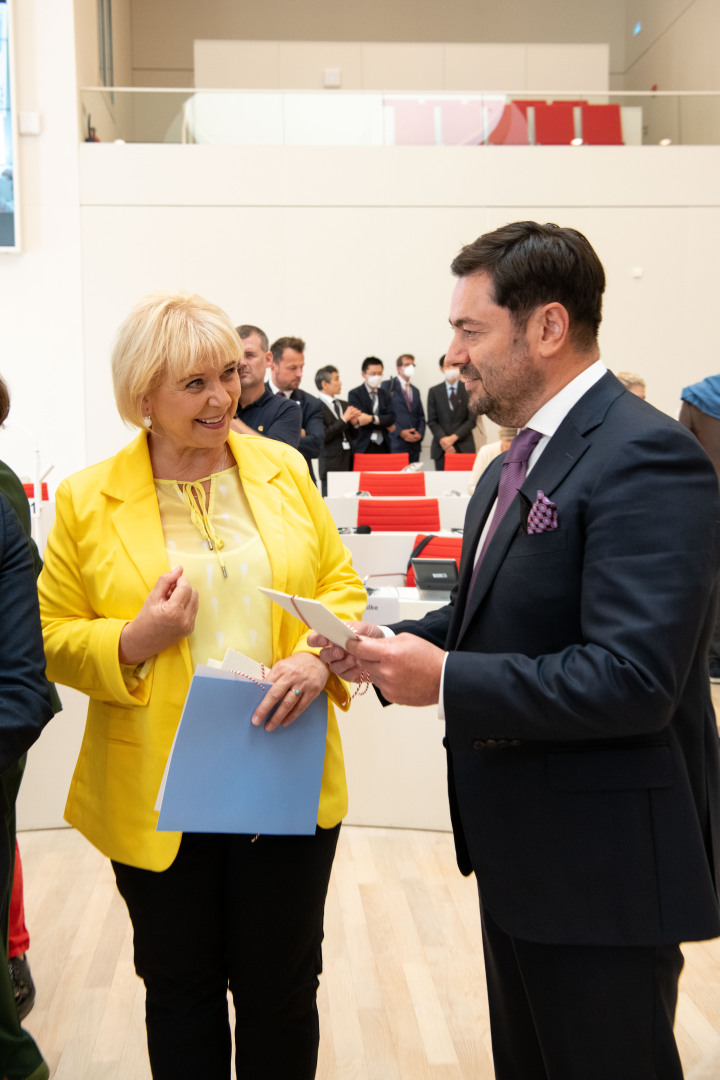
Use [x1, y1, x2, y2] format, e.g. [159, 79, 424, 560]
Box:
[633, 21, 642, 36]
[659, 138, 672, 146]
[570, 137, 583, 146]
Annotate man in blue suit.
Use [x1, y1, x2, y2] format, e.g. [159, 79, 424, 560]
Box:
[313, 222, 720, 1079]
[382, 353, 426, 462]
[268, 335, 324, 484]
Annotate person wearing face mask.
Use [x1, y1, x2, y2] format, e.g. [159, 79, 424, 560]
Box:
[347, 357, 395, 456]
[382, 354, 426, 463]
[427, 354, 477, 470]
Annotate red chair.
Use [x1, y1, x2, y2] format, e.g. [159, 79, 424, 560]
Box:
[443, 454, 476, 471]
[487, 104, 529, 146]
[581, 104, 624, 145]
[406, 533, 463, 586]
[534, 102, 575, 145]
[358, 472, 426, 496]
[353, 453, 409, 472]
[357, 498, 440, 533]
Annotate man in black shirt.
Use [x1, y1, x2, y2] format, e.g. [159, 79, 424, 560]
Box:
[232, 325, 301, 447]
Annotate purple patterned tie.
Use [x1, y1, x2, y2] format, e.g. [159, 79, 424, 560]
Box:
[468, 427, 543, 594]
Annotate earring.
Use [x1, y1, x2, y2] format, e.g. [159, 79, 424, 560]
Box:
[143, 415, 152, 429]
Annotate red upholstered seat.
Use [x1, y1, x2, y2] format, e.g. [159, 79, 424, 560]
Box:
[353, 453, 409, 472]
[358, 472, 426, 496]
[443, 454, 476, 471]
[487, 104, 529, 146]
[534, 102, 576, 145]
[406, 533, 463, 586]
[357, 498, 440, 533]
[581, 104, 624, 145]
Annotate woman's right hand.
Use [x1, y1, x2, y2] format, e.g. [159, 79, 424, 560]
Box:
[118, 566, 199, 665]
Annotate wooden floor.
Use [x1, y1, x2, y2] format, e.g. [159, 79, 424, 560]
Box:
[15, 822, 720, 1079]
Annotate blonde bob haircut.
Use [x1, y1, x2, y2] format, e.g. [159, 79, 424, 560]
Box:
[112, 292, 242, 428]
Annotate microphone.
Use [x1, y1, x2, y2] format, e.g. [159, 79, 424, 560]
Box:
[337, 525, 372, 534]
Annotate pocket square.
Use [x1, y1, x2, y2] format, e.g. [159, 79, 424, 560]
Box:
[527, 490, 558, 534]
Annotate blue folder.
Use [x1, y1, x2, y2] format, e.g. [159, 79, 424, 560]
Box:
[157, 668, 328, 835]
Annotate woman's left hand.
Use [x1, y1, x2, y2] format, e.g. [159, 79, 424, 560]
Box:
[251, 652, 330, 732]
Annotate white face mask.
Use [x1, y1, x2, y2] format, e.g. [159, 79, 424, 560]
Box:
[401, 364, 415, 378]
[366, 374, 383, 389]
[444, 369, 460, 384]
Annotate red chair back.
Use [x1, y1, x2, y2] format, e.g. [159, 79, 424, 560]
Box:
[487, 103, 529, 146]
[581, 104, 623, 145]
[443, 454, 476, 471]
[353, 453, 409, 472]
[357, 498, 440, 533]
[406, 533, 463, 586]
[534, 102, 576, 145]
[358, 472, 425, 496]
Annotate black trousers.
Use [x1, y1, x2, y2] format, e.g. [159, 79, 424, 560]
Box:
[113, 825, 340, 1080]
[480, 905, 685, 1080]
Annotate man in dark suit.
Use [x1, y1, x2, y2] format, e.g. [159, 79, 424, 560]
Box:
[347, 357, 395, 455]
[269, 335, 324, 483]
[315, 364, 361, 496]
[427, 354, 476, 469]
[311, 222, 720, 1078]
[382, 353, 426, 463]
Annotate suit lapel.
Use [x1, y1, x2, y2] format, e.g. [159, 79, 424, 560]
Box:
[104, 433, 169, 594]
[453, 372, 622, 646]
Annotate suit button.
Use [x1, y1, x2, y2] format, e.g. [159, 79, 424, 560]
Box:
[472, 739, 485, 750]
[485, 738, 498, 748]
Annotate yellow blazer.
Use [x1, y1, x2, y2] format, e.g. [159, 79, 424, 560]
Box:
[38, 431, 366, 871]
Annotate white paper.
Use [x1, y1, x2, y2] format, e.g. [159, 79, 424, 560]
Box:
[257, 587, 361, 647]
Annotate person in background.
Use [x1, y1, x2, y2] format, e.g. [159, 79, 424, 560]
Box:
[679, 373, 720, 682]
[315, 365, 360, 496]
[0, 378, 63, 1028]
[347, 357, 395, 455]
[383, 353, 426, 463]
[467, 427, 517, 495]
[0, 377, 55, 1080]
[268, 336, 323, 483]
[616, 371, 646, 398]
[232, 325, 301, 447]
[38, 293, 366, 1080]
[427, 354, 476, 470]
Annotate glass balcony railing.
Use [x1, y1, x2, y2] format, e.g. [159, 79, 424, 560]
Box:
[79, 88, 720, 149]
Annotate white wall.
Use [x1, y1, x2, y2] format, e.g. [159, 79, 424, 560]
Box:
[624, 0, 720, 91]
[76, 141, 720, 470]
[0, 0, 85, 498]
[194, 40, 610, 93]
[130, 0, 626, 86]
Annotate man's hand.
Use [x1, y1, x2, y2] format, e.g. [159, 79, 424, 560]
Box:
[440, 434, 458, 451]
[308, 621, 384, 683]
[344, 405, 362, 423]
[119, 566, 198, 665]
[309, 625, 445, 706]
[400, 428, 422, 442]
[357, 412, 373, 427]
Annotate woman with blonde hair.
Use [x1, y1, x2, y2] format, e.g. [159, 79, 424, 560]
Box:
[39, 293, 366, 1079]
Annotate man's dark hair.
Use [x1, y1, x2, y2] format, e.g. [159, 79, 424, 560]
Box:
[315, 365, 338, 391]
[438, 354, 446, 368]
[362, 356, 384, 373]
[396, 353, 414, 369]
[270, 336, 306, 364]
[450, 221, 605, 351]
[236, 324, 269, 353]
[0, 376, 9, 426]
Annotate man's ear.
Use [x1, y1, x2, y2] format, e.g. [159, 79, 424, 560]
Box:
[532, 302, 569, 357]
